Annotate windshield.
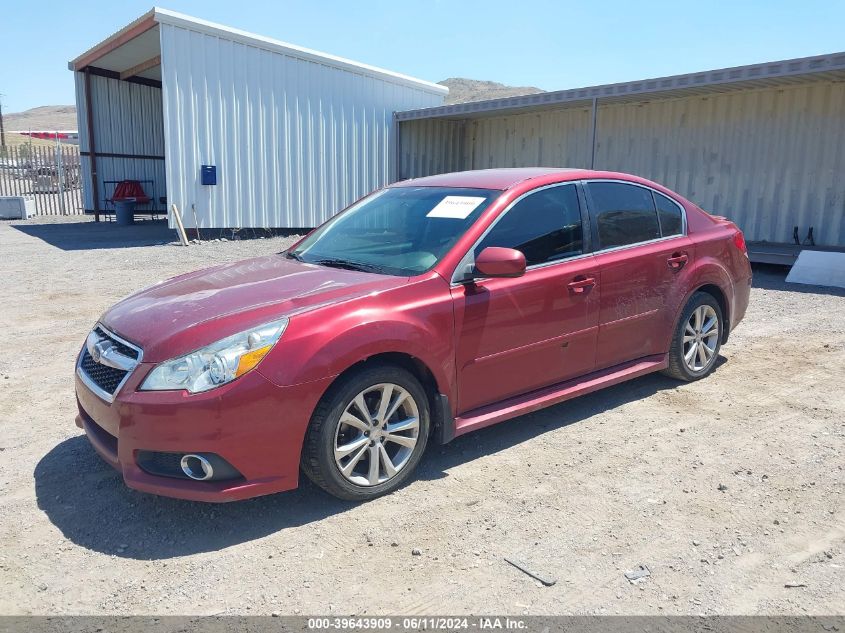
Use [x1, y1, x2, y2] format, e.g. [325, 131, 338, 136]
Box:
[288, 187, 500, 275]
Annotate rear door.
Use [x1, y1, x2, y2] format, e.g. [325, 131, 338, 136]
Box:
[451, 183, 600, 413]
[584, 180, 693, 370]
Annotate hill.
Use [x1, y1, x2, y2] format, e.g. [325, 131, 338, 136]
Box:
[439, 78, 545, 105]
[3, 105, 78, 131]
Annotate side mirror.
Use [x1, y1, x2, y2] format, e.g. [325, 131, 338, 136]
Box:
[474, 247, 526, 278]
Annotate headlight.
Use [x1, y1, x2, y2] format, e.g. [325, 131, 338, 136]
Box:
[140, 317, 288, 393]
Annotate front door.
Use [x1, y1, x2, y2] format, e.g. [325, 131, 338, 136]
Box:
[451, 183, 600, 413]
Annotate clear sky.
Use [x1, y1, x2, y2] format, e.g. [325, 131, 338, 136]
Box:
[1, 0, 844, 114]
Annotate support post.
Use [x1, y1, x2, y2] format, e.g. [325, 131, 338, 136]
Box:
[392, 112, 401, 183]
[56, 134, 66, 215]
[589, 97, 598, 170]
[84, 68, 100, 221]
[171, 204, 190, 246]
[0, 94, 6, 151]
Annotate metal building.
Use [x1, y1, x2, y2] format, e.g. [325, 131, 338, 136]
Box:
[69, 8, 446, 228]
[396, 52, 845, 260]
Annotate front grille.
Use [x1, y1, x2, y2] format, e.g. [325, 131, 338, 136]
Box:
[94, 326, 139, 360]
[78, 326, 142, 399]
[80, 348, 128, 394]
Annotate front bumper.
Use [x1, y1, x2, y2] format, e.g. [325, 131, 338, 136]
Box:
[75, 363, 334, 502]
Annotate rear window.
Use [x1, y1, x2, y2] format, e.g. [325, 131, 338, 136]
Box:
[588, 182, 660, 249]
[654, 191, 684, 236]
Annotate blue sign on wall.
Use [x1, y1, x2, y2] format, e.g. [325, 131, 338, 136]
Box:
[201, 165, 217, 185]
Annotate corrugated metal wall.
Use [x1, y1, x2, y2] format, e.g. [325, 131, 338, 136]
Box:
[75, 72, 166, 211]
[399, 80, 845, 246]
[398, 107, 593, 179]
[595, 82, 845, 246]
[399, 118, 465, 180]
[465, 107, 593, 171]
[158, 23, 444, 229]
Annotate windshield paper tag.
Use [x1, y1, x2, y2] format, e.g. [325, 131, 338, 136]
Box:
[426, 196, 486, 219]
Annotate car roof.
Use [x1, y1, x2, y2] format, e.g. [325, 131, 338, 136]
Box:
[390, 167, 640, 191]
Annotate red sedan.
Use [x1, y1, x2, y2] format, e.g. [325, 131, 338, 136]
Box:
[75, 168, 751, 501]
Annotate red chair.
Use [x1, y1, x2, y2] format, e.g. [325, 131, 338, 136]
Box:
[103, 180, 153, 220]
[108, 180, 151, 205]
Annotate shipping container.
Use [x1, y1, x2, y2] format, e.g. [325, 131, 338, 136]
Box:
[396, 52, 845, 259]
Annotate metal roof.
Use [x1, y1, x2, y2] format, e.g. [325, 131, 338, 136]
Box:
[396, 51, 845, 121]
[68, 7, 448, 95]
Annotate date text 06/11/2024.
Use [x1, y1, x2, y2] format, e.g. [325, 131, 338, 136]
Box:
[306, 617, 527, 630]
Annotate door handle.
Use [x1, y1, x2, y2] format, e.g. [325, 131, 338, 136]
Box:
[667, 253, 689, 270]
[567, 276, 596, 294]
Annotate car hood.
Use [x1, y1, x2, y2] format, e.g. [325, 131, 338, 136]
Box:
[100, 254, 408, 362]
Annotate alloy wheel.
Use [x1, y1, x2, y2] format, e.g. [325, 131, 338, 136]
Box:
[683, 305, 719, 372]
[333, 383, 420, 487]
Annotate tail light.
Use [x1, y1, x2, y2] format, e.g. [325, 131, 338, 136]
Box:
[733, 230, 747, 255]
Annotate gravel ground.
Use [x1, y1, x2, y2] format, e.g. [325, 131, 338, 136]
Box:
[0, 216, 842, 616]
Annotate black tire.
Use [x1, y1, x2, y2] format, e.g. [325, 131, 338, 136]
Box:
[662, 291, 723, 382]
[301, 363, 430, 501]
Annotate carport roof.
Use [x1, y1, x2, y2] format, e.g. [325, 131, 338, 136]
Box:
[68, 7, 448, 94]
[396, 50, 845, 121]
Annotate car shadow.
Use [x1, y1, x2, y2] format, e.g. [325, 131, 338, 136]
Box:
[416, 364, 721, 483]
[34, 437, 357, 560]
[35, 363, 719, 560]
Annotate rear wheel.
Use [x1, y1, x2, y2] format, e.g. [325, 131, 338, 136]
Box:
[301, 364, 430, 501]
[663, 292, 723, 381]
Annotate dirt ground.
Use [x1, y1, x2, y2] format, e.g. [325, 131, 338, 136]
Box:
[0, 216, 842, 616]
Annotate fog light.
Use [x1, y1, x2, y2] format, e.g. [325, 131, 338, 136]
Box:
[180, 454, 214, 481]
[137, 451, 242, 481]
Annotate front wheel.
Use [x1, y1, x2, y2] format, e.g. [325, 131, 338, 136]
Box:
[301, 364, 430, 501]
[662, 292, 723, 381]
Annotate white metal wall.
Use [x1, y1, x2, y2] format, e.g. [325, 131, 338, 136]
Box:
[399, 80, 845, 246]
[74, 72, 166, 211]
[399, 118, 465, 179]
[398, 107, 593, 179]
[158, 23, 444, 229]
[465, 107, 593, 171]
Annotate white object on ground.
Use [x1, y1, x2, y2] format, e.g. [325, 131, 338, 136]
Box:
[0, 196, 36, 219]
[785, 250, 845, 289]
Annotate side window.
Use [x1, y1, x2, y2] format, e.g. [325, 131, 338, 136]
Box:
[588, 182, 660, 249]
[475, 184, 583, 266]
[653, 191, 684, 237]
